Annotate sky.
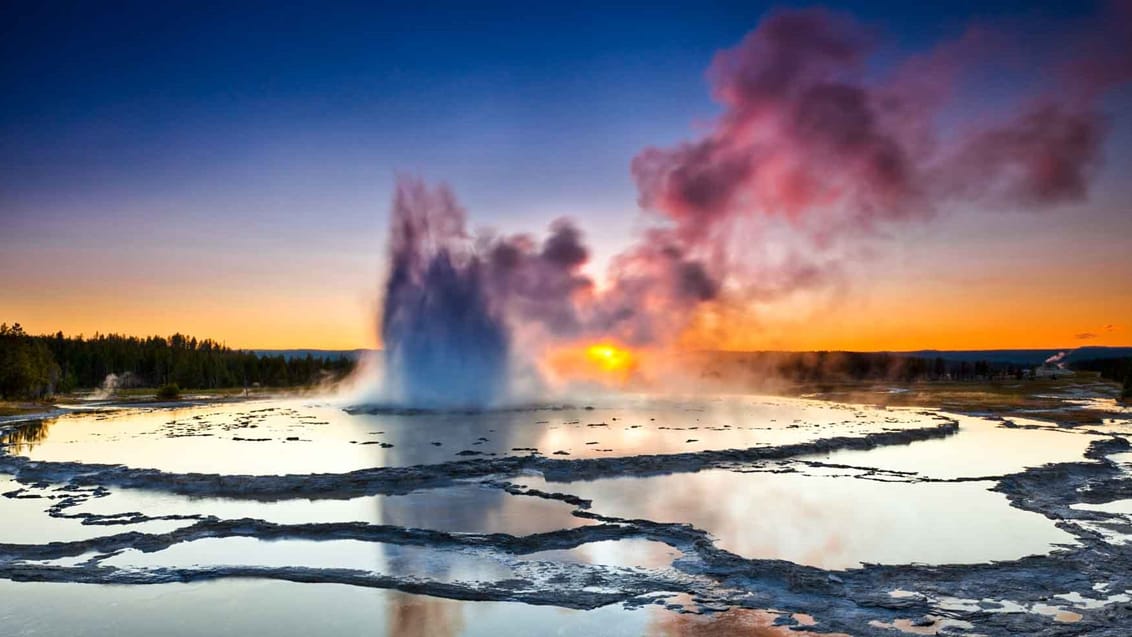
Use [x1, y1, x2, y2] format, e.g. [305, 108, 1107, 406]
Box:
[2, 1, 1130, 350]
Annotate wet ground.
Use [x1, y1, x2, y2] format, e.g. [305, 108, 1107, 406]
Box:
[2, 384, 1131, 636]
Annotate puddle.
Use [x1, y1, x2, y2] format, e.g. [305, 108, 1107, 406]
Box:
[520, 539, 682, 570]
[517, 469, 1076, 569]
[0, 579, 655, 636]
[68, 483, 594, 536]
[97, 538, 514, 583]
[0, 478, 190, 543]
[1072, 499, 1132, 516]
[814, 414, 1100, 479]
[2, 397, 942, 475]
[2, 393, 1129, 634]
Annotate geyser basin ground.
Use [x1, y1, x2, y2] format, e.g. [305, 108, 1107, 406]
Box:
[2, 391, 1131, 636]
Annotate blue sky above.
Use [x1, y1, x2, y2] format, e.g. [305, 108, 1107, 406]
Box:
[2, 1, 1099, 237]
[1, 1, 1126, 349]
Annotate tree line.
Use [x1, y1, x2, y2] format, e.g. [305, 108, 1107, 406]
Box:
[1071, 357, 1132, 399]
[702, 351, 1034, 384]
[700, 351, 1131, 396]
[0, 323, 356, 399]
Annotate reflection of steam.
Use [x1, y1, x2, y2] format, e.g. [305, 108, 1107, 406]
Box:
[386, 591, 464, 637]
[593, 470, 860, 570]
[371, 410, 588, 529]
[650, 605, 847, 637]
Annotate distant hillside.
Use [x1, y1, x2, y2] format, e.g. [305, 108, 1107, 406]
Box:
[894, 347, 1132, 366]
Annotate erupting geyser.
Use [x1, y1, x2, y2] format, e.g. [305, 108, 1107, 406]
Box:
[381, 179, 511, 408]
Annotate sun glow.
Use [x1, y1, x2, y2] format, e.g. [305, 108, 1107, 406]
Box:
[544, 341, 640, 385]
[584, 343, 638, 373]
[585, 343, 636, 373]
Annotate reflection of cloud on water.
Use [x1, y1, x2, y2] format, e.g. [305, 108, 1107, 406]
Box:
[541, 465, 1073, 569]
[593, 471, 861, 569]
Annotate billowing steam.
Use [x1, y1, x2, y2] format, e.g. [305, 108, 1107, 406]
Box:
[1044, 351, 1070, 367]
[377, 5, 1131, 408]
[632, 5, 1131, 292]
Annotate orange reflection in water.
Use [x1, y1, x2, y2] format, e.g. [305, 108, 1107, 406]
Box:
[650, 606, 849, 637]
[387, 591, 464, 637]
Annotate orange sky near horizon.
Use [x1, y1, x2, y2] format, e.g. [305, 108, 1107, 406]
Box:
[5, 289, 1127, 352]
[4, 204, 1129, 353]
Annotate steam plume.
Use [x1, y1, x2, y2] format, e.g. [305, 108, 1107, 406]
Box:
[1044, 351, 1070, 367]
[633, 6, 1130, 254]
[376, 5, 1130, 407]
